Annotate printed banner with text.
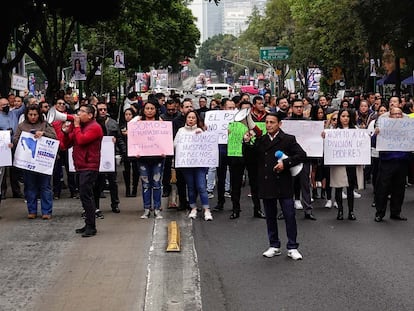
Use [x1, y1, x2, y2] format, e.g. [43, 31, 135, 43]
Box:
[13, 132, 59, 175]
[0, 130, 12, 167]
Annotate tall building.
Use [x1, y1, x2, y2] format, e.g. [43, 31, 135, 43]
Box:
[189, 0, 267, 43]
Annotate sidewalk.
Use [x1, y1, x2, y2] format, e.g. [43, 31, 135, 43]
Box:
[0, 179, 198, 311]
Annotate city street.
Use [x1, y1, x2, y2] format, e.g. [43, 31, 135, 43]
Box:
[0, 171, 413, 311]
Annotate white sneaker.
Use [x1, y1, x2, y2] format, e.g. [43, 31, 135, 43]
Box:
[294, 200, 303, 210]
[207, 192, 214, 199]
[224, 191, 231, 198]
[333, 201, 338, 209]
[262, 247, 282, 258]
[154, 210, 163, 219]
[342, 191, 347, 199]
[204, 209, 213, 221]
[354, 191, 361, 199]
[324, 199, 332, 208]
[188, 208, 197, 219]
[140, 209, 150, 219]
[287, 249, 303, 260]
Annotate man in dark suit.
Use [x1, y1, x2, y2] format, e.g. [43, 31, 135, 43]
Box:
[243, 112, 306, 260]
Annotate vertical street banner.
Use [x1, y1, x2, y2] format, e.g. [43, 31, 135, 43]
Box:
[71, 51, 87, 81]
[13, 132, 59, 175]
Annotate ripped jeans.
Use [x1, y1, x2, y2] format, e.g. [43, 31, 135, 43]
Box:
[138, 158, 165, 210]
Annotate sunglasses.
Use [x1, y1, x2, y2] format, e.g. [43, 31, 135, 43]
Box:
[99, 108, 107, 111]
[331, 118, 337, 121]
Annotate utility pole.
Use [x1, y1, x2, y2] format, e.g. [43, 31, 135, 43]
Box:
[76, 22, 83, 99]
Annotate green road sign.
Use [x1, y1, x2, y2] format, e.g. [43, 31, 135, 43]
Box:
[260, 46, 290, 60]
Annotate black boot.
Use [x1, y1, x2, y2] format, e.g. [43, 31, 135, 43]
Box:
[123, 171, 132, 197]
[312, 188, 318, 199]
[337, 208, 344, 220]
[81, 225, 97, 237]
[132, 173, 139, 197]
[335, 188, 344, 220]
[348, 196, 356, 220]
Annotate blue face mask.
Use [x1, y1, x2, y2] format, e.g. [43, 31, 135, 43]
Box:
[2, 105, 10, 114]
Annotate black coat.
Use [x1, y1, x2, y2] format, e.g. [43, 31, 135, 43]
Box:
[247, 130, 306, 199]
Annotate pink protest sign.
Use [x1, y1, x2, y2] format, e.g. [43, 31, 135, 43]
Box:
[127, 121, 174, 156]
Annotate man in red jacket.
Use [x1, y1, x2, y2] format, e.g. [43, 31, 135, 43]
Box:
[62, 104, 103, 237]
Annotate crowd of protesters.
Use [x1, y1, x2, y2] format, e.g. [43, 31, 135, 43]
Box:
[0, 87, 413, 251]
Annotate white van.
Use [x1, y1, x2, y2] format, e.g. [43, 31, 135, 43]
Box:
[205, 83, 231, 97]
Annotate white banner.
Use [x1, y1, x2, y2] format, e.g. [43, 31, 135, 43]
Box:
[13, 132, 59, 175]
[323, 129, 371, 165]
[0, 130, 12, 167]
[376, 118, 414, 151]
[68, 136, 115, 172]
[204, 110, 237, 144]
[281, 120, 325, 157]
[174, 131, 219, 168]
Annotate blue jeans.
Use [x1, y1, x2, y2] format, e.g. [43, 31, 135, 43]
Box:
[23, 171, 53, 215]
[181, 167, 209, 208]
[138, 158, 165, 210]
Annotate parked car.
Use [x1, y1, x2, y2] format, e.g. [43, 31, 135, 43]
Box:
[240, 85, 259, 95]
[193, 87, 206, 97]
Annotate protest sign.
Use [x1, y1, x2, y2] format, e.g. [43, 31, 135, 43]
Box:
[204, 110, 237, 144]
[0, 130, 12, 167]
[281, 120, 324, 157]
[68, 136, 115, 172]
[323, 129, 371, 165]
[174, 131, 219, 168]
[127, 121, 173, 157]
[13, 132, 59, 175]
[376, 117, 414, 151]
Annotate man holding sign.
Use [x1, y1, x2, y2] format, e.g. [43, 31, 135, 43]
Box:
[373, 107, 411, 222]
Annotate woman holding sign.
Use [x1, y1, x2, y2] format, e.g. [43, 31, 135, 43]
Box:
[174, 111, 213, 221]
[323, 108, 363, 221]
[13, 104, 57, 220]
[133, 100, 166, 219]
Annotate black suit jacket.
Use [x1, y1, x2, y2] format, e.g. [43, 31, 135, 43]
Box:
[248, 130, 306, 199]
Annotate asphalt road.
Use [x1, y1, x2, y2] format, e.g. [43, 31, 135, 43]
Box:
[194, 183, 414, 311]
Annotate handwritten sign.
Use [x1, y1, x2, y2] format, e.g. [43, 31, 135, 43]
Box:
[11, 74, 28, 91]
[376, 118, 414, 151]
[227, 122, 267, 157]
[323, 129, 371, 165]
[127, 121, 173, 156]
[68, 136, 115, 172]
[0, 130, 12, 166]
[227, 122, 248, 157]
[281, 120, 324, 157]
[174, 131, 219, 168]
[13, 132, 59, 175]
[204, 110, 237, 144]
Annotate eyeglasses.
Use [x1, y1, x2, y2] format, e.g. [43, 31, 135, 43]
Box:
[98, 108, 107, 111]
[79, 109, 88, 113]
[56, 102, 65, 105]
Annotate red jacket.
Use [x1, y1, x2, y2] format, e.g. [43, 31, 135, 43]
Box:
[62, 120, 103, 171]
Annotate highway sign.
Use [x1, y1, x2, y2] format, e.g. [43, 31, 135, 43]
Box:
[260, 46, 290, 61]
